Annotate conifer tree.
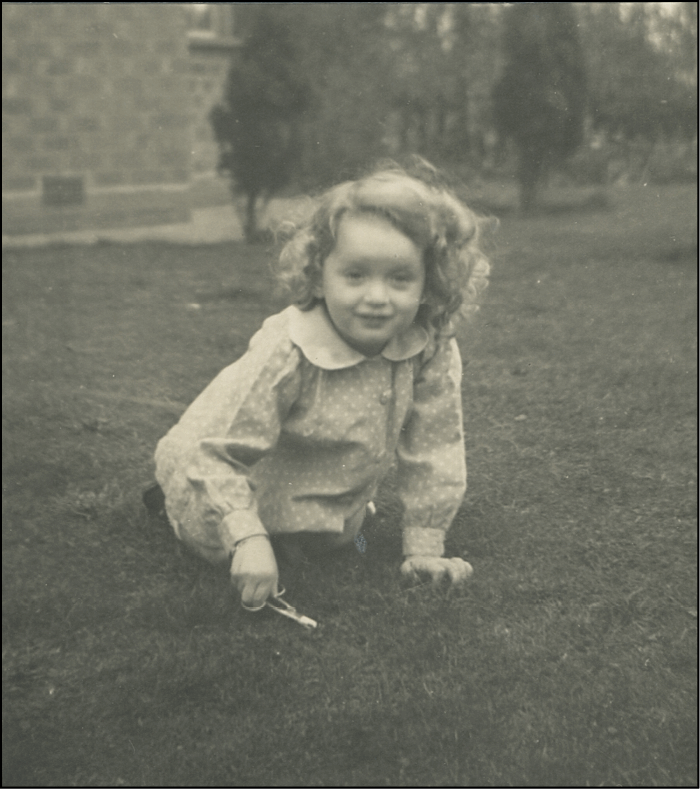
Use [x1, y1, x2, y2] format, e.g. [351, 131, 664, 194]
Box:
[210, 8, 310, 241]
[493, 3, 586, 212]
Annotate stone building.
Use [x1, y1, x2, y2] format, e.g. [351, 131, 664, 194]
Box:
[2, 3, 237, 236]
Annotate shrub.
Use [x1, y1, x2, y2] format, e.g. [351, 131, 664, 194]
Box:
[210, 8, 310, 242]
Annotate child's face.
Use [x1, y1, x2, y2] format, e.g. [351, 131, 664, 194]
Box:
[316, 212, 425, 356]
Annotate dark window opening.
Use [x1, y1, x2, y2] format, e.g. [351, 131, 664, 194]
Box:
[42, 175, 85, 206]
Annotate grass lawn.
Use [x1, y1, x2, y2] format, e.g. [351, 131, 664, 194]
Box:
[2, 184, 697, 787]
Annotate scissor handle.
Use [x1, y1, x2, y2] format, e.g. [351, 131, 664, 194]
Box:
[241, 586, 286, 613]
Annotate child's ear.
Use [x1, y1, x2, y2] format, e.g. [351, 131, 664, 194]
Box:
[311, 280, 324, 299]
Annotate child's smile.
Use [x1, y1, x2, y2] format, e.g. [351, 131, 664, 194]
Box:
[317, 212, 425, 356]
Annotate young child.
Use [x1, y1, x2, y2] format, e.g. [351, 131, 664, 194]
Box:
[153, 160, 490, 610]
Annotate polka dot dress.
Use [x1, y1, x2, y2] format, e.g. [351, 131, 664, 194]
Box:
[154, 304, 466, 561]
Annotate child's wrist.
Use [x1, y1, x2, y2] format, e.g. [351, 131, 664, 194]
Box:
[218, 511, 268, 555]
[402, 526, 445, 558]
[229, 533, 273, 567]
[233, 533, 270, 550]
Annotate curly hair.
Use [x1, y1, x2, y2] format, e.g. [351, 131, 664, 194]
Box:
[274, 159, 493, 334]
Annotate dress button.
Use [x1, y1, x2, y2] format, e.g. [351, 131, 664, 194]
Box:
[379, 390, 391, 405]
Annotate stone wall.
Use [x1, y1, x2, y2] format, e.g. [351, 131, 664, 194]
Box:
[2, 3, 193, 235]
[186, 42, 236, 208]
[189, 47, 232, 179]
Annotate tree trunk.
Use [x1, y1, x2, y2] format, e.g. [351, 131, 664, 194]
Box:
[517, 153, 541, 215]
[244, 190, 258, 243]
[519, 178, 538, 215]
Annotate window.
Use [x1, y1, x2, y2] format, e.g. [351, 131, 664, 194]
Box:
[187, 3, 215, 37]
[42, 175, 85, 207]
[185, 3, 238, 47]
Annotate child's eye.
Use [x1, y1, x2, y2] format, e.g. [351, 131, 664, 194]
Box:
[345, 271, 364, 281]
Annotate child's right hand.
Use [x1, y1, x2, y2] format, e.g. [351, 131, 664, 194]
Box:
[230, 535, 279, 609]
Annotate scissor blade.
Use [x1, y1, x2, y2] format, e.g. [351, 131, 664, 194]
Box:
[266, 599, 318, 629]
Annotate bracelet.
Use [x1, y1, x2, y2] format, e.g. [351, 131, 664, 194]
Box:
[233, 533, 270, 550]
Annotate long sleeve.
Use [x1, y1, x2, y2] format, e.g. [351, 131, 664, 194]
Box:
[395, 336, 467, 557]
[154, 317, 302, 554]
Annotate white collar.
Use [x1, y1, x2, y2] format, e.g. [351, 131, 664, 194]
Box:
[287, 303, 429, 370]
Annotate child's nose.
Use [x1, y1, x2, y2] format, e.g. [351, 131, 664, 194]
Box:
[365, 279, 389, 304]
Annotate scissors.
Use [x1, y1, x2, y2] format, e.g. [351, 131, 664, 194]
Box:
[242, 587, 318, 630]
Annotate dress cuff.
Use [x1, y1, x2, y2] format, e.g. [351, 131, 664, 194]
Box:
[402, 527, 445, 557]
[217, 511, 269, 555]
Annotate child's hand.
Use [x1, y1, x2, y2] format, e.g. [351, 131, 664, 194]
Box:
[401, 555, 473, 586]
[230, 535, 279, 609]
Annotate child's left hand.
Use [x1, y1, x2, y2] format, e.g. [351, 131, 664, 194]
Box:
[401, 555, 473, 586]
